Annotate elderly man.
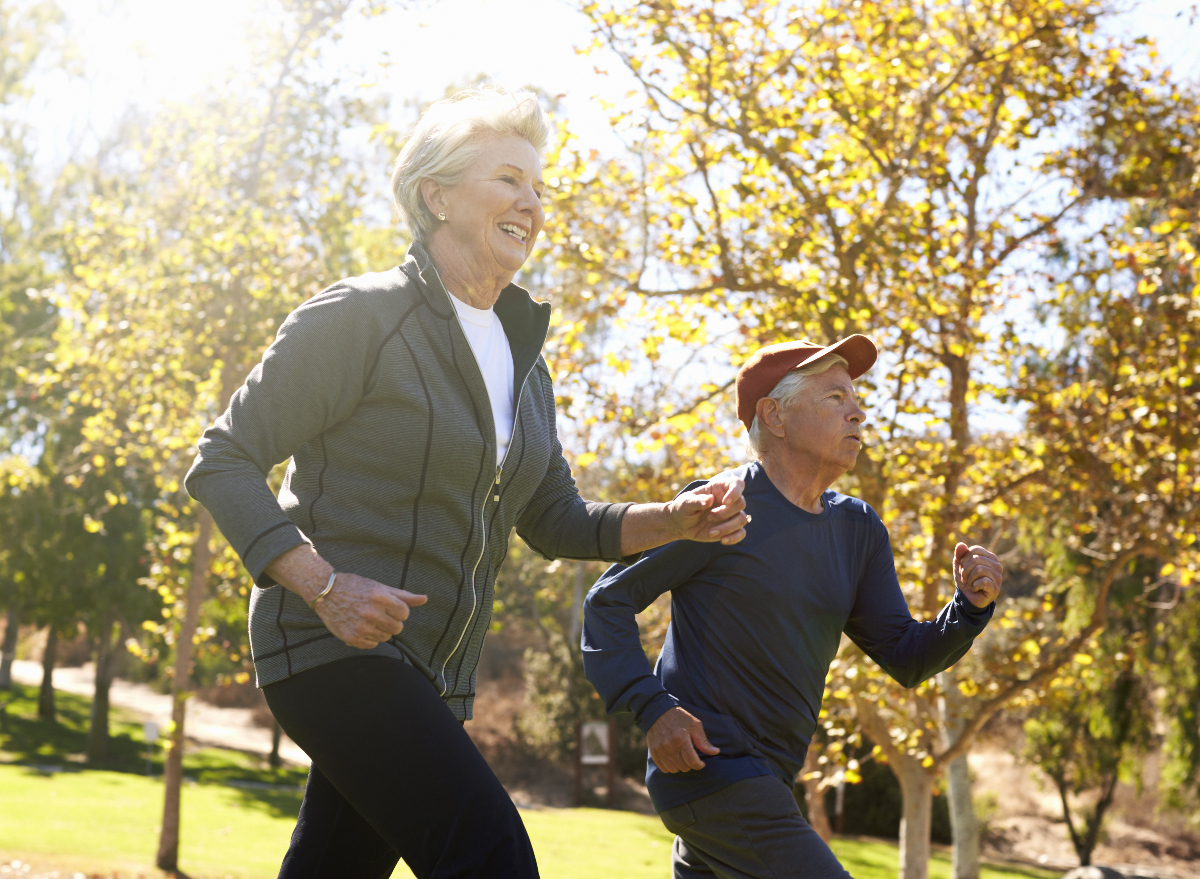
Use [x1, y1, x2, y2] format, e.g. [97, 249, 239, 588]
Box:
[582, 336, 1003, 879]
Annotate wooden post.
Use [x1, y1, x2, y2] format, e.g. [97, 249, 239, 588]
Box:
[606, 716, 617, 809]
[0, 608, 19, 690]
[37, 626, 58, 722]
[574, 719, 584, 807]
[270, 719, 284, 769]
[835, 777, 846, 835]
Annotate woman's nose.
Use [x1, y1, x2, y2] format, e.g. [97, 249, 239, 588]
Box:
[521, 185, 543, 213]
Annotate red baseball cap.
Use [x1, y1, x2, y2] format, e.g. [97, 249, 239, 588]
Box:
[735, 335, 878, 430]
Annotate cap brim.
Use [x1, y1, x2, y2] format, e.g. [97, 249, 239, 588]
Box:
[793, 334, 877, 380]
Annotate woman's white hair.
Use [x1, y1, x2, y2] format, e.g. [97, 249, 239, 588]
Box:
[391, 85, 551, 243]
[746, 354, 850, 458]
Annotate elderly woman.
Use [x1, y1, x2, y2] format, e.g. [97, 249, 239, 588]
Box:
[185, 86, 747, 879]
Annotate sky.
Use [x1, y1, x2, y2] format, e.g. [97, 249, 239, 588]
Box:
[25, 0, 1197, 197]
[34, 0, 639, 166]
[38, 0, 1199, 156]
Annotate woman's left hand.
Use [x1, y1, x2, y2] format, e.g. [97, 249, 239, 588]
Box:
[667, 475, 749, 545]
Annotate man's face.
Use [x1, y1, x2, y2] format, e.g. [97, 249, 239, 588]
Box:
[775, 363, 866, 475]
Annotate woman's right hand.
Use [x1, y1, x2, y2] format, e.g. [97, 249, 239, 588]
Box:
[265, 544, 427, 650]
[315, 573, 428, 650]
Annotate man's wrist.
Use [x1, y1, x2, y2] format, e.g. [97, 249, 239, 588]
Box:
[955, 587, 994, 620]
[637, 693, 682, 734]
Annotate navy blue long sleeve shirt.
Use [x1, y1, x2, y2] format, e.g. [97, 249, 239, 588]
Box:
[581, 461, 994, 812]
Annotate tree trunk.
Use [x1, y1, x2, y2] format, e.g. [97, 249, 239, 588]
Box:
[946, 753, 980, 878]
[38, 626, 58, 722]
[568, 562, 585, 645]
[0, 607, 18, 689]
[156, 510, 214, 872]
[856, 697, 936, 879]
[87, 617, 124, 764]
[800, 747, 832, 841]
[941, 671, 981, 879]
[895, 759, 934, 879]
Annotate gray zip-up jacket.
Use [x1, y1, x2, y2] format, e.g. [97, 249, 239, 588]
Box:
[185, 243, 632, 719]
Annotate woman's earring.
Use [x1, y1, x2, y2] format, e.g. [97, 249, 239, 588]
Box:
[438, 212, 447, 221]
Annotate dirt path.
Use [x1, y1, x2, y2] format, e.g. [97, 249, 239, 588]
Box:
[968, 741, 1199, 879]
[8, 660, 310, 767]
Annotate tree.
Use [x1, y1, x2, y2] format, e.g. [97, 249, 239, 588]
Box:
[33, 0, 400, 867]
[0, 0, 76, 690]
[564, 1, 1200, 875]
[1022, 628, 1154, 866]
[1015, 161, 1200, 830]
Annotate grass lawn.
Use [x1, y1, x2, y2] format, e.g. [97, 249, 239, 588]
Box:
[0, 764, 1058, 879]
[0, 682, 1057, 878]
[0, 682, 308, 787]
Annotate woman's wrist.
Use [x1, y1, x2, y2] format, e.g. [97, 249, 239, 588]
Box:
[263, 544, 336, 606]
[618, 502, 677, 557]
[309, 571, 339, 610]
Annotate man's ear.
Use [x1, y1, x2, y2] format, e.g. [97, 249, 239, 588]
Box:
[421, 178, 447, 217]
[756, 397, 786, 439]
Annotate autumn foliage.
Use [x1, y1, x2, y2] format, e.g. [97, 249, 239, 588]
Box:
[1, 0, 1199, 876]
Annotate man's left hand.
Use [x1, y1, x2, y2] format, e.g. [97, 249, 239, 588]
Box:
[668, 475, 750, 545]
[953, 543, 1003, 608]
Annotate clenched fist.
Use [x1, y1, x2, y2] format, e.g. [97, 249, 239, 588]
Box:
[953, 543, 1003, 608]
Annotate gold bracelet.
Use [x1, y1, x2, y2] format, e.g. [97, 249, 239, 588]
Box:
[309, 571, 337, 611]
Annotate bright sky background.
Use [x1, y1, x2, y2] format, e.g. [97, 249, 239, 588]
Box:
[33, 0, 639, 165]
[35, 0, 1199, 170]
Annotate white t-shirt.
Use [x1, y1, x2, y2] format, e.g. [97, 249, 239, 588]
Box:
[450, 294, 516, 466]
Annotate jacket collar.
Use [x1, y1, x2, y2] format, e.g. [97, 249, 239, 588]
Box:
[404, 240, 552, 397]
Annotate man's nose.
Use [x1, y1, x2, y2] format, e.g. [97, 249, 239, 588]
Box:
[849, 402, 866, 424]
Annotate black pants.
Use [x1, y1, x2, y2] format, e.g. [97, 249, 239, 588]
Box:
[264, 655, 539, 879]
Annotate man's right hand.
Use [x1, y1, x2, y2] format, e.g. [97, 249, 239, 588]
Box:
[647, 706, 720, 772]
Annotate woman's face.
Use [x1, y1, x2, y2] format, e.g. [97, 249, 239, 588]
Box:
[435, 135, 546, 280]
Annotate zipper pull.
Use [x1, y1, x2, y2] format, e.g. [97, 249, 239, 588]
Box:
[493, 466, 501, 502]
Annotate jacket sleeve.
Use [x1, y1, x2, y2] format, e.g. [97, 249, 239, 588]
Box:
[582, 539, 715, 732]
[184, 284, 378, 584]
[843, 518, 994, 688]
[515, 361, 633, 563]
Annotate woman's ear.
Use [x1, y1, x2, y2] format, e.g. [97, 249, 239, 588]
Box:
[421, 178, 447, 218]
[757, 397, 786, 438]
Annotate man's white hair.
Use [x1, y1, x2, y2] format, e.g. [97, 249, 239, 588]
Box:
[746, 354, 850, 458]
[391, 85, 551, 243]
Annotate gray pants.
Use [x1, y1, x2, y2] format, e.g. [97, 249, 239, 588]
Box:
[658, 776, 853, 879]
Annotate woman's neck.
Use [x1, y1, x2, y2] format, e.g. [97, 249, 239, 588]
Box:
[425, 234, 512, 310]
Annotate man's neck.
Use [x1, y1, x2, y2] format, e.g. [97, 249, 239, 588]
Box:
[757, 452, 840, 514]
